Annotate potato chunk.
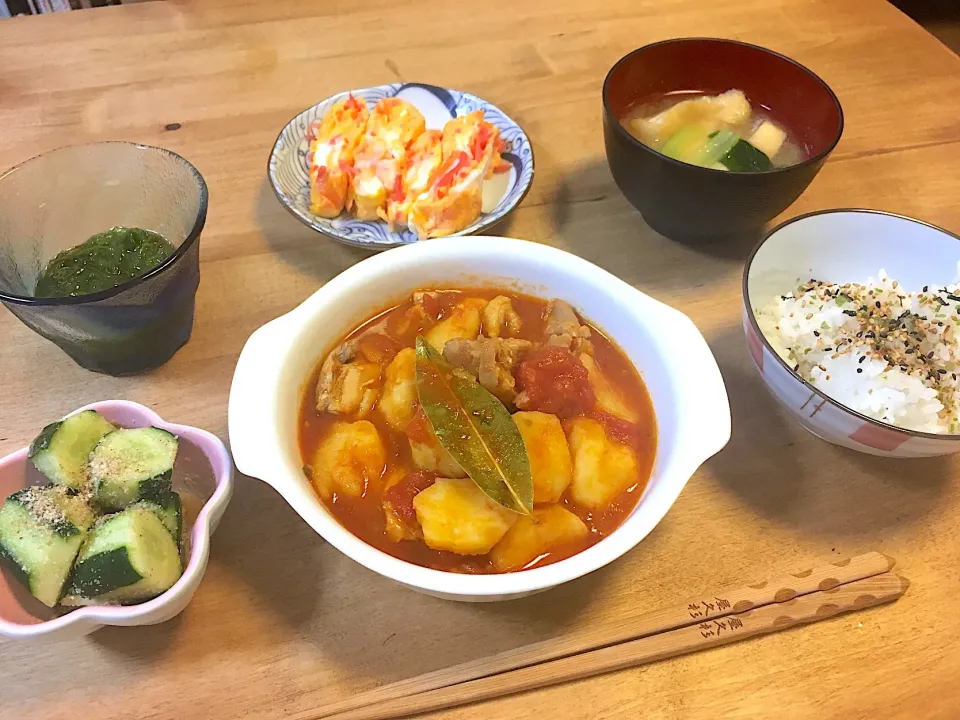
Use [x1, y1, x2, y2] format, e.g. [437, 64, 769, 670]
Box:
[406, 409, 466, 478]
[311, 420, 386, 500]
[580, 354, 639, 423]
[491, 504, 588, 571]
[379, 348, 417, 432]
[513, 411, 573, 504]
[423, 298, 487, 350]
[413, 478, 516, 555]
[566, 417, 638, 509]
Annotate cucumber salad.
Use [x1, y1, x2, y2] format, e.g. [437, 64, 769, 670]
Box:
[0, 410, 184, 608]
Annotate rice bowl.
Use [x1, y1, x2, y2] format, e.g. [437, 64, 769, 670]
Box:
[743, 209, 960, 458]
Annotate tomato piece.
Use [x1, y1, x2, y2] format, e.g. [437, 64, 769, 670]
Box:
[384, 471, 437, 527]
[590, 410, 643, 448]
[516, 346, 595, 418]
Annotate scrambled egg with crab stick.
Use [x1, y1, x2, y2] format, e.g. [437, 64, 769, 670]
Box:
[384, 129, 445, 229]
[307, 95, 369, 218]
[407, 113, 509, 238]
[347, 98, 426, 221]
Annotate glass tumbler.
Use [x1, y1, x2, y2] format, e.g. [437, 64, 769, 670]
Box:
[0, 142, 208, 375]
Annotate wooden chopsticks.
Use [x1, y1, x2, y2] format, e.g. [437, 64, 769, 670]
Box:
[302, 552, 905, 720]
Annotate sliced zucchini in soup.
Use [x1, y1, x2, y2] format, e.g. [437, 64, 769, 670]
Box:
[0, 485, 97, 607]
[90, 427, 179, 511]
[63, 505, 182, 605]
[28, 410, 116, 490]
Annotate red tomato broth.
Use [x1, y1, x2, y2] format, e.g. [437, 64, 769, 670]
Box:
[298, 288, 657, 574]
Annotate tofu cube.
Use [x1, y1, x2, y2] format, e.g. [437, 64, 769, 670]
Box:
[311, 420, 386, 500]
[491, 504, 588, 572]
[566, 417, 638, 509]
[413, 478, 516, 555]
[513, 411, 573, 504]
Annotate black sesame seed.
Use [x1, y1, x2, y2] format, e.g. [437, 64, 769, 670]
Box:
[823, 347, 833, 352]
[813, 330, 820, 337]
[924, 285, 929, 292]
[928, 351, 935, 358]
[939, 369, 948, 375]
[875, 301, 881, 308]
[857, 368, 863, 374]
[859, 356, 866, 364]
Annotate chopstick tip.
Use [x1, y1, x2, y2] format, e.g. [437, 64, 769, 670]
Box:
[896, 575, 911, 595]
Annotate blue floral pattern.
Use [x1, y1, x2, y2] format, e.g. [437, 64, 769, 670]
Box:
[268, 83, 534, 249]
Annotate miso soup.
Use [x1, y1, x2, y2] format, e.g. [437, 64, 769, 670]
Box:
[621, 89, 805, 171]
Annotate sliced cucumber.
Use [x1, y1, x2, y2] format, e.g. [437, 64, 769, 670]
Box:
[90, 427, 179, 511]
[28, 410, 116, 490]
[720, 138, 773, 172]
[63, 505, 182, 605]
[135, 490, 183, 546]
[0, 486, 96, 607]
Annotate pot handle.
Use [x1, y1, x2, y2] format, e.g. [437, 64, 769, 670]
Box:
[227, 316, 292, 484]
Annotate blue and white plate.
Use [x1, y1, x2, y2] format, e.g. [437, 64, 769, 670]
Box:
[268, 83, 534, 249]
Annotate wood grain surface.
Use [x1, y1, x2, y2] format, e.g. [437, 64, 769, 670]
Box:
[0, 1, 958, 719]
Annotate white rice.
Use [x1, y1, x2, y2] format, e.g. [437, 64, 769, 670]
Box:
[755, 269, 960, 434]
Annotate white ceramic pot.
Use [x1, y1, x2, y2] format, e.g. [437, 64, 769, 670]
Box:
[229, 237, 730, 601]
[743, 209, 960, 457]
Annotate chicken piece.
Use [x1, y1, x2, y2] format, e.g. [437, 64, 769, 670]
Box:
[566, 417, 638, 509]
[491, 504, 588, 572]
[579, 354, 639, 423]
[544, 299, 592, 355]
[443, 337, 533, 403]
[406, 408, 466, 478]
[481, 296, 522, 338]
[513, 411, 573, 504]
[379, 348, 417, 432]
[311, 420, 386, 501]
[316, 341, 382, 419]
[413, 477, 516, 555]
[423, 297, 487, 351]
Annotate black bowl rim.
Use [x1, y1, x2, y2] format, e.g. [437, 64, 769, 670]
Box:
[601, 37, 845, 177]
[742, 207, 960, 442]
[0, 141, 209, 306]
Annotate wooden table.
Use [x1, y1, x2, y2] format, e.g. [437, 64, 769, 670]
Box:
[1, 1, 959, 717]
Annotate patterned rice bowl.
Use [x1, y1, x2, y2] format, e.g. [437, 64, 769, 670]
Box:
[268, 83, 534, 249]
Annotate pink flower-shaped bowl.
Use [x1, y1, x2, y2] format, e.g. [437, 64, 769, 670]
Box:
[0, 400, 233, 640]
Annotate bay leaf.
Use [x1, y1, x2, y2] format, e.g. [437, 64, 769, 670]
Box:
[414, 336, 533, 515]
